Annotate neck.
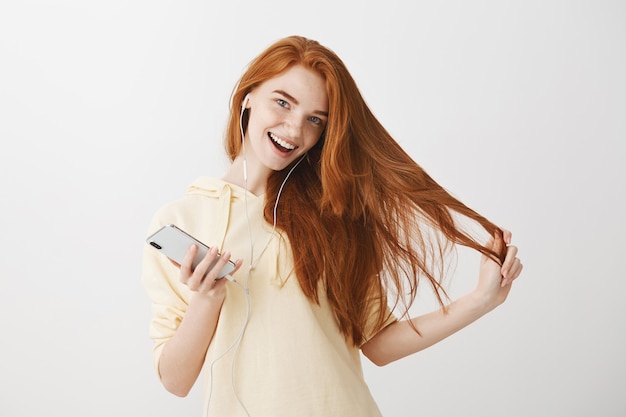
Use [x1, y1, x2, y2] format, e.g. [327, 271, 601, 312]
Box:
[222, 156, 269, 196]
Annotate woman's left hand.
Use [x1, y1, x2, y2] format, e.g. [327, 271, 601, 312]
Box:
[475, 229, 523, 309]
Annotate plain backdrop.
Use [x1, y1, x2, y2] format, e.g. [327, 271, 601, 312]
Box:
[1, 1, 624, 416]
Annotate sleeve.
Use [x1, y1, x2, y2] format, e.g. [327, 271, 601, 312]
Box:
[360, 287, 397, 347]
[141, 212, 192, 377]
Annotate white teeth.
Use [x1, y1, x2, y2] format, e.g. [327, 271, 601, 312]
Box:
[269, 133, 296, 150]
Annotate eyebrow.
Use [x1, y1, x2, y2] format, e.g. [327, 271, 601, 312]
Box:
[273, 89, 328, 117]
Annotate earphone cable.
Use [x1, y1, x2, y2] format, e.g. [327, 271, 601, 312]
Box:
[204, 101, 304, 417]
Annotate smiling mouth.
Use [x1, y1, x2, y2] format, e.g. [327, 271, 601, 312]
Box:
[268, 132, 296, 152]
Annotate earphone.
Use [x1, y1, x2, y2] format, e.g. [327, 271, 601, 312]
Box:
[204, 91, 306, 417]
[240, 94, 251, 182]
[241, 94, 250, 111]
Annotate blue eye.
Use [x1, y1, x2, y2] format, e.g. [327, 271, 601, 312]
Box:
[277, 99, 289, 108]
[309, 116, 322, 125]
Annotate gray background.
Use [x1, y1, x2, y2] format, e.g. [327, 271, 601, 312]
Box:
[1, 1, 624, 416]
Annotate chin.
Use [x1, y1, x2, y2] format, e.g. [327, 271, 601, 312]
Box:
[263, 153, 304, 173]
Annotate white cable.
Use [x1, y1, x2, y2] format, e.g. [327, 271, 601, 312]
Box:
[204, 106, 253, 417]
[204, 101, 305, 416]
[204, 280, 251, 417]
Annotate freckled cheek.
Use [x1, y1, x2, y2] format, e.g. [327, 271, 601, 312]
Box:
[250, 109, 281, 127]
[303, 127, 324, 148]
[248, 109, 280, 135]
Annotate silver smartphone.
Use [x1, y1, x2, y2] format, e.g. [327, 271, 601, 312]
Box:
[146, 224, 236, 279]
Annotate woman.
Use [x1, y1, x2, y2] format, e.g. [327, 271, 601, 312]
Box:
[142, 35, 523, 416]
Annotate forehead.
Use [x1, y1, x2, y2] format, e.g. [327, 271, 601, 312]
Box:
[258, 65, 328, 111]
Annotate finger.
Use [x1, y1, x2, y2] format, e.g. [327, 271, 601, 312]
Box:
[231, 259, 244, 275]
[209, 250, 233, 279]
[501, 229, 512, 245]
[187, 246, 217, 291]
[507, 259, 524, 280]
[501, 259, 523, 287]
[501, 245, 519, 277]
[198, 251, 234, 292]
[193, 246, 220, 280]
[179, 244, 198, 283]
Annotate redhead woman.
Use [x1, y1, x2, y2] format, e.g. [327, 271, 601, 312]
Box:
[142, 35, 523, 417]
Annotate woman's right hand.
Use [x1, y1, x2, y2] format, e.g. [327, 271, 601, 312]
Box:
[177, 245, 243, 300]
[158, 245, 243, 397]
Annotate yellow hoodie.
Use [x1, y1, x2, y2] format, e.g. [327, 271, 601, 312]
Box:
[142, 177, 393, 417]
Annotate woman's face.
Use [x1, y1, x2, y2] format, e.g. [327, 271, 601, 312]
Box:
[243, 65, 328, 173]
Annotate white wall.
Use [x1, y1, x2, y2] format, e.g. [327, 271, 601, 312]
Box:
[1, 1, 624, 416]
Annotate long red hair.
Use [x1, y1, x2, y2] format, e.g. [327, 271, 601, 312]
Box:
[225, 36, 505, 346]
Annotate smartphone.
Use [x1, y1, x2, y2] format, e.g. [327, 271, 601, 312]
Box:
[146, 224, 236, 280]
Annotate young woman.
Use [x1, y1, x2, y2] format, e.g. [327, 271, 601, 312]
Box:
[142, 35, 523, 417]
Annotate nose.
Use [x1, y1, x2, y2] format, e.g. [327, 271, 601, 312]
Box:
[284, 112, 304, 139]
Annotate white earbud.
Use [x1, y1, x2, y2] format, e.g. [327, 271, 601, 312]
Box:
[241, 94, 250, 111]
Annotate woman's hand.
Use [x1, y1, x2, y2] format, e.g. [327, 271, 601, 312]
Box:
[475, 230, 523, 310]
[158, 246, 243, 397]
[362, 229, 523, 366]
[176, 245, 243, 300]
